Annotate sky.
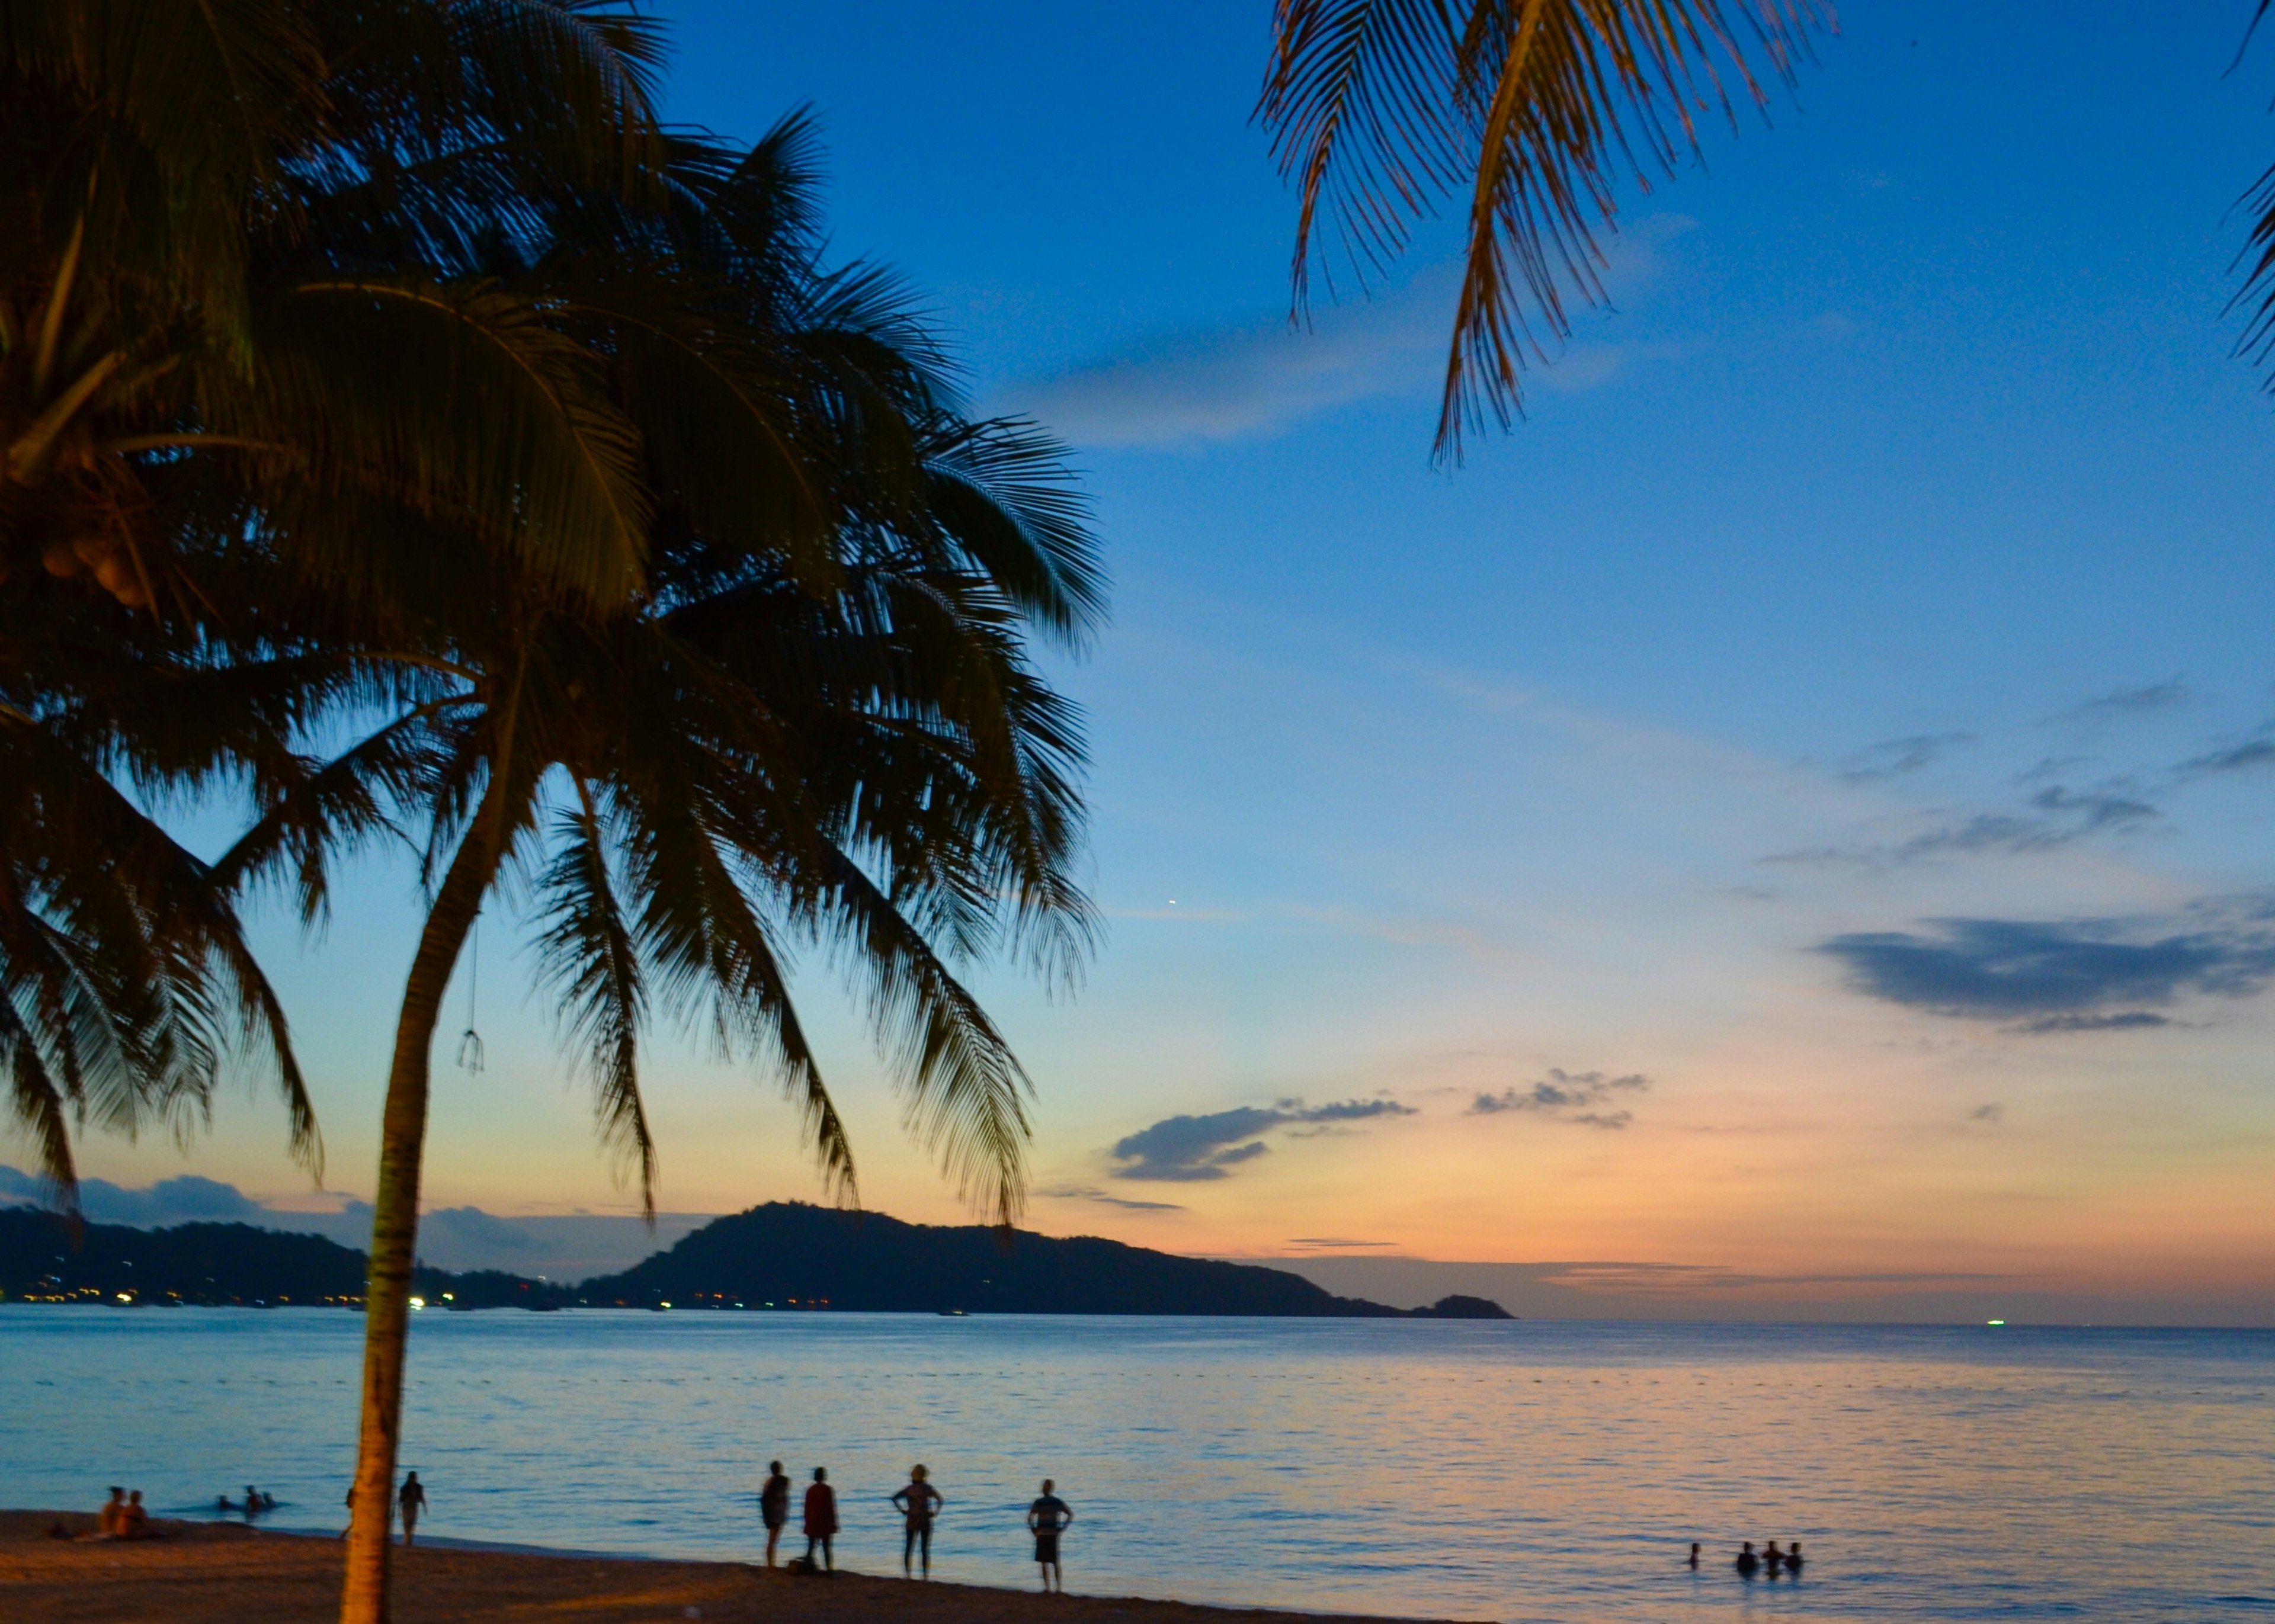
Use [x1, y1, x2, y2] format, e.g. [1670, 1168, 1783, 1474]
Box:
[24, 2, 2275, 1321]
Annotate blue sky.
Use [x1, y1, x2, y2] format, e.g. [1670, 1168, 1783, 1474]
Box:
[40, 3, 2275, 1317]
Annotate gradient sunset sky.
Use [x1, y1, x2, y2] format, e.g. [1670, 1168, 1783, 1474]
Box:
[43, 2, 2275, 1315]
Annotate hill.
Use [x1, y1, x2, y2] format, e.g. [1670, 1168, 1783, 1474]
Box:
[0, 1209, 559, 1308]
[0, 1202, 1513, 1318]
[580, 1202, 1511, 1317]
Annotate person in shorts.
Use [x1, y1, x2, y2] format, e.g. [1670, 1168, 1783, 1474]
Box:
[398, 1472, 427, 1546]
[1027, 1479, 1072, 1593]
[760, 1461, 792, 1567]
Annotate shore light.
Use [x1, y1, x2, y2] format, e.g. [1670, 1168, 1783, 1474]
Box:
[409, 1296, 427, 1310]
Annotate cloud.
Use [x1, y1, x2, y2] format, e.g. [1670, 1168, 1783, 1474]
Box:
[1285, 1237, 1399, 1249]
[2058, 678, 2190, 720]
[1970, 1103, 2005, 1122]
[1837, 733, 1972, 784]
[998, 217, 1696, 449]
[1037, 1184, 1186, 1212]
[1109, 1098, 1415, 1182]
[2008, 1011, 2171, 1035]
[1819, 911, 2275, 1022]
[1470, 1069, 1652, 1129]
[0, 1167, 268, 1225]
[1767, 784, 2159, 868]
[2180, 737, 2275, 775]
[996, 293, 1444, 449]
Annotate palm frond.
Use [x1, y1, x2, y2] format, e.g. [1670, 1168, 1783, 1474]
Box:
[1260, 0, 1825, 461]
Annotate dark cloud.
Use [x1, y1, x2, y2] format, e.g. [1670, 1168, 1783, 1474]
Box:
[1970, 1103, 2005, 1122]
[1110, 1099, 1415, 1182]
[1766, 785, 2159, 868]
[2060, 678, 2189, 719]
[1838, 733, 1972, 784]
[1470, 1069, 1651, 1128]
[1285, 1237, 1398, 1249]
[1038, 1184, 1186, 1212]
[1819, 913, 2275, 1022]
[2010, 1010, 2170, 1035]
[2027, 786, 2157, 831]
[2180, 737, 2275, 775]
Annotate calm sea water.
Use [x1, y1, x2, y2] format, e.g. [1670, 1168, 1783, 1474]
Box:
[1, 1310, 2269, 1622]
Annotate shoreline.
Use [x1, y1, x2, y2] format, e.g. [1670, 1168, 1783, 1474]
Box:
[0, 1511, 1451, 1624]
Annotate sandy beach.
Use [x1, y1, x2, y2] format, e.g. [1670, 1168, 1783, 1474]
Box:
[0, 1511, 1434, 1624]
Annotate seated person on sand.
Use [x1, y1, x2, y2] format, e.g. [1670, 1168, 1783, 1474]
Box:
[117, 1491, 150, 1538]
[98, 1487, 126, 1538]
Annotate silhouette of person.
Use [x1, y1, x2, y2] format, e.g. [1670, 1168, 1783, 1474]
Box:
[398, 1472, 427, 1546]
[242, 1485, 262, 1521]
[100, 1488, 126, 1537]
[119, 1491, 149, 1538]
[1028, 1479, 1074, 1594]
[892, 1465, 943, 1579]
[1786, 1540, 1806, 1575]
[1735, 1540, 1760, 1577]
[803, 1468, 837, 1571]
[760, 1461, 792, 1568]
[1765, 1539, 1785, 1576]
[1688, 1542, 1701, 1568]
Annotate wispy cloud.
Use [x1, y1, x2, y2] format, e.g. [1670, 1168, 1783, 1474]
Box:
[1837, 733, 1972, 784]
[1037, 1184, 1186, 1212]
[2180, 735, 2275, 776]
[997, 217, 1696, 448]
[1767, 781, 2159, 868]
[1109, 1097, 1417, 1182]
[2054, 678, 2190, 721]
[1970, 1103, 2005, 1122]
[1819, 905, 2275, 1026]
[1469, 1068, 1652, 1129]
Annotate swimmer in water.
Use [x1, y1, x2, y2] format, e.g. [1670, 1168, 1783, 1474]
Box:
[1688, 1542, 1701, 1568]
[1765, 1539, 1785, 1575]
[1786, 1540, 1805, 1575]
[1735, 1540, 1760, 1577]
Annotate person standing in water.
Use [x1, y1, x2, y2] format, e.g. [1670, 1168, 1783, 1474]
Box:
[1735, 1540, 1759, 1577]
[1764, 1539, 1786, 1575]
[760, 1461, 792, 1568]
[892, 1465, 943, 1580]
[1027, 1479, 1073, 1594]
[1785, 1540, 1806, 1575]
[1687, 1542, 1701, 1568]
[803, 1467, 837, 1571]
[397, 1472, 427, 1546]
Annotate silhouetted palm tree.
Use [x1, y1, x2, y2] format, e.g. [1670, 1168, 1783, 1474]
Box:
[1256, 1, 1828, 461]
[2, 2, 671, 1204]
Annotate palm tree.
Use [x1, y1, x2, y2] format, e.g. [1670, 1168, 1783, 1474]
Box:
[1256, 0, 1828, 462]
[1, 2, 674, 1201]
[221, 105, 1100, 1620]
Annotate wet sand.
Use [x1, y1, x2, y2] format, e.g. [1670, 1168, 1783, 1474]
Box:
[0, 1511, 1437, 1624]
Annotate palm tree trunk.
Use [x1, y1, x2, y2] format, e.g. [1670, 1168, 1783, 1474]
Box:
[339, 812, 501, 1624]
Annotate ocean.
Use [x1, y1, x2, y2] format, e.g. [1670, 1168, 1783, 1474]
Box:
[1, 1310, 2268, 1621]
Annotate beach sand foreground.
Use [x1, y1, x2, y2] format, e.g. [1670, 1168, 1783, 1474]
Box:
[1, 1512, 1437, 1624]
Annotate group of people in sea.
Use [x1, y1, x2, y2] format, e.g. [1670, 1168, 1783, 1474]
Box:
[756, 1461, 1075, 1593]
[1690, 1539, 1806, 1577]
[217, 1485, 278, 1517]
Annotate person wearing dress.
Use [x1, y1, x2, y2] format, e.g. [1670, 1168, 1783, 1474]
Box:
[803, 1468, 838, 1571]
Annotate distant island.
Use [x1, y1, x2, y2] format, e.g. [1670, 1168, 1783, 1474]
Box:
[0, 1201, 1511, 1319]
